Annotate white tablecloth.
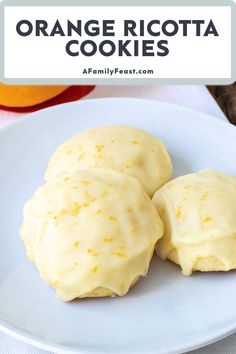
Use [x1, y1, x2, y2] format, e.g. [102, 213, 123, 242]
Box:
[0, 85, 235, 354]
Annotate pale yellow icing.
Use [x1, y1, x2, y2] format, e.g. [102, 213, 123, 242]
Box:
[45, 126, 172, 197]
[152, 169, 236, 276]
[20, 168, 163, 301]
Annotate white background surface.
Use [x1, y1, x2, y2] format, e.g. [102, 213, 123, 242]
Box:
[0, 85, 226, 128]
[0, 85, 236, 354]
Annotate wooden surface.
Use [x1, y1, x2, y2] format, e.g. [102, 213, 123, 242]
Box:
[208, 84, 236, 125]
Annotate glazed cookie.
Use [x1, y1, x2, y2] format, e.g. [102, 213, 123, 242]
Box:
[152, 169, 236, 276]
[21, 168, 163, 301]
[45, 126, 172, 197]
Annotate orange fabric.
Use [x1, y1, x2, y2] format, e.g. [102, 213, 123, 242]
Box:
[0, 86, 95, 113]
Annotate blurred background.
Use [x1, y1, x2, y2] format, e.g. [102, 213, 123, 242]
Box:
[208, 83, 236, 125]
[0, 83, 235, 127]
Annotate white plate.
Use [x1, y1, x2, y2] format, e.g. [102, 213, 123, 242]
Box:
[0, 98, 236, 354]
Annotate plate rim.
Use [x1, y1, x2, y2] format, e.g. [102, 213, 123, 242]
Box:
[1, 97, 236, 354]
[0, 316, 236, 354]
[0, 97, 236, 139]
